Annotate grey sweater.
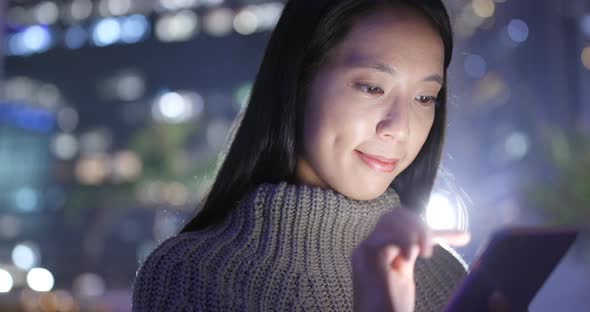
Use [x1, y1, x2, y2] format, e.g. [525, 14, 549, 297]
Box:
[132, 182, 469, 311]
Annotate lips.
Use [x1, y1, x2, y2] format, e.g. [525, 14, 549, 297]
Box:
[355, 150, 399, 173]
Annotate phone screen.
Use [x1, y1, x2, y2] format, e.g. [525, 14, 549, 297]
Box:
[445, 227, 578, 311]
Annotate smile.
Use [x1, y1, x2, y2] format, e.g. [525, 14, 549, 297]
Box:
[354, 150, 399, 173]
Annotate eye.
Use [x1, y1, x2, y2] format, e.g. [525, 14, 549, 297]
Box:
[415, 95, 438, 106]
[354, 83, 385, 96]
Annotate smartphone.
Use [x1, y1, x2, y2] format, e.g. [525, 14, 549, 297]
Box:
[445, 226, 579, 312]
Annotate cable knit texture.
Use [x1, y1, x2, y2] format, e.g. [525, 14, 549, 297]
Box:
[132, 182, 469, 311]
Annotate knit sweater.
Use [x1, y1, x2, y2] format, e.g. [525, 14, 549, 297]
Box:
[132, 182, 469, 311]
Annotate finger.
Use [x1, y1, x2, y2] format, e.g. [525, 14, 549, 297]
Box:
[378, 212, 421, 255]
[402, 244, 420, 261]
[398, 232, 421, 259]
[418, 228, 434, 258]
[379, 244, 402, 266]
[392, 245, 419, 276]
[431, 230, 471, 247]
[374, 210, 436, 259]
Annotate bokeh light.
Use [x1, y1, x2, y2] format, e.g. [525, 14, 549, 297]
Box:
[115, 71, 146, 101]
[426, 193, 458, 230]
[4, 76, 34, 102]
[152, 91, 203, 123]
[70, 0, 93, 21]
[233, 8, 258, 35]
[23, 25, 53, 53]
[12, 242, 41, 270]
[9, 25, 53, 56]
[0, 269, 14, 293]
[36, 83, 61, 109]
[455, 5, 484, 38]
[464, 54, 487, 79]
[107, 0, 132, 16]
[92, 18, 122, 46]
[14, 187, 41, 213]
[73, 273, 106, 299]
[120, 14, 150, 43]
[504, 131, 530, 161]
[472, 72, 510, 107]
[54, 289, 78, 311]
[26, 268, 55, 292]
[20, 288, 40, 311]
[507, 19, 529, 43]
[164, 181, 189, 206]
[155, 91, 188, 121]
[155, 10, 198, 42]
[0, 215, 22, 239]
[57, 107, 80, 132]
[250, 2, 283, 30]
[51, 133, 79, 160]
[204, 8, 234, 36]
[75, 156, 109, 185]
[158, 0, 199, 11]
[471, 0, 495, 18]
[111, 150, 143, 182]
[137, 180, 165, 204]
[34, 2, 59, 25]
[38, 291, 59, 311]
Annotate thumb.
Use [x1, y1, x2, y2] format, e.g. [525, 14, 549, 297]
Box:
[431, 230, 471, 247]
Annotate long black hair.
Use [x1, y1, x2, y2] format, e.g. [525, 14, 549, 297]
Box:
[181, 0, 453, 233]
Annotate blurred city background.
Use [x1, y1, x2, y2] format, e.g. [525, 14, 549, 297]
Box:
[0, 0, 589, 311]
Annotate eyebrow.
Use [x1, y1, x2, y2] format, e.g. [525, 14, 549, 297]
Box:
[344, 55, 444, 86]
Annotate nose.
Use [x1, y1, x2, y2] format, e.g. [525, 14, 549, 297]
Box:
[376, 100, 410, 142]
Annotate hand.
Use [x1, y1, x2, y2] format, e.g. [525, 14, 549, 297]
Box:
[351, 207, 470, 312]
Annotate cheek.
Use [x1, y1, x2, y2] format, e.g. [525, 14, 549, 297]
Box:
[303, 81, 370, 152]
[409, 110, 436, 158]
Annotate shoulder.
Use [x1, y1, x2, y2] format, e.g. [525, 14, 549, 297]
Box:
[131, 233, 195, 308]
[137, 224, 227, 275]
[141, 227, 222, 266]
[131, 228, 225, 311]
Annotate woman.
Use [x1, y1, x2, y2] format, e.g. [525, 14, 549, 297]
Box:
[133, 0, 476, 310]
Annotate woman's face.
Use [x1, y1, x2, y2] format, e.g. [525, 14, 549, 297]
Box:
[295, 6, 445, 200]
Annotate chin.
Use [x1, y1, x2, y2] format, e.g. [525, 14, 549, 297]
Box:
[338, 182, 390, 201]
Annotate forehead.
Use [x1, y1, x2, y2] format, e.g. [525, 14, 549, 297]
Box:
[330, 7, 445, 73]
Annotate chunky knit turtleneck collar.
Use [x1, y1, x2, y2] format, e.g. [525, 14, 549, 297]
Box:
[244, 181, 401, 218]
[233, 181, 401, 255]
